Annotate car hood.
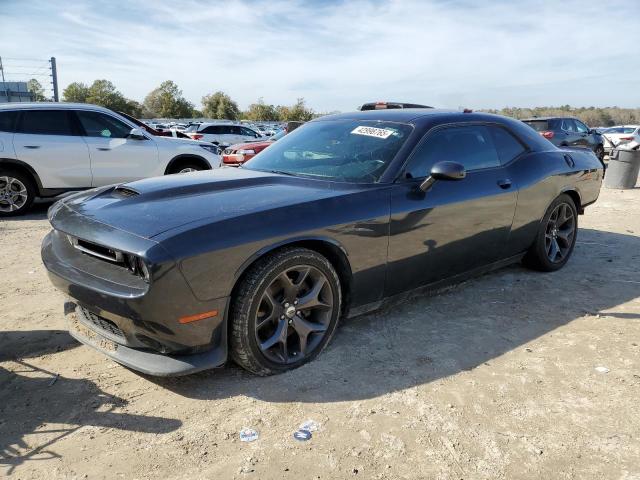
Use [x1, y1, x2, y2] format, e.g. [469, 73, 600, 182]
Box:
[54, 168, 361, 239]
[227, 140, 273, 151]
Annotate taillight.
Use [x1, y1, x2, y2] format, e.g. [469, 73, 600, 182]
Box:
[191, 134, 203, 140]
[540, 131, 554, 139]
[620, 136, 634, 141]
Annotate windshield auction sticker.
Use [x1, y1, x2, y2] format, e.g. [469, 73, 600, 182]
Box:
[351, 126, 394, 139]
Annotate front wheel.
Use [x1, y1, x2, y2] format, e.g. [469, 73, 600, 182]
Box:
[230, 247, 342, 376]
[0, 170, 36, 217]
[170, 163, 205, 174]
[523, 194, 578, 272]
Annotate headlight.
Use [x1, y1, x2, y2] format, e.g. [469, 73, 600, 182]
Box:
[124, 254, 151, 283]
[236, 149, 255, 155]
[199, 144, 221, 155]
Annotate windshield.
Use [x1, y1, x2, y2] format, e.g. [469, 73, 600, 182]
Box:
[244, 119, 412, 183]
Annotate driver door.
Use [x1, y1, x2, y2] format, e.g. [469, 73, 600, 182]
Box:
[74, 110, 160, 186]
[386, 124, 517, 296]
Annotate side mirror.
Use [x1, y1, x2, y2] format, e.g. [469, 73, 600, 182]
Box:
[419, 161, 466, 192]
[129, 128, 146, 140]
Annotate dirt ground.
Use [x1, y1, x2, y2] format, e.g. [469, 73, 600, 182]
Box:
[1, 185, 639, 480]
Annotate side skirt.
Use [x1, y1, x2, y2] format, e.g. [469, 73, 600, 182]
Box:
[346, 252, 526, 319]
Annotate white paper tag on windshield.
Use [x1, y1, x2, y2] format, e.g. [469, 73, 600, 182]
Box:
[351, 126, 394, 139]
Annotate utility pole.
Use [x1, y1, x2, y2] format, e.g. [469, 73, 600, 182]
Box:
[0, 56, 9, 102]
[50, 56, 59, 102]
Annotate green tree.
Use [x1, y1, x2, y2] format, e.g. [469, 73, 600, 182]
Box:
[278, 98, 314, 122]
[201, 91, 240, 120]
[62, 82, 89, 103]
[144, 80, 194, 118]
[85, 79, 129, 112]
[27, 79, 47, 101]
[244, 98, 279, 121]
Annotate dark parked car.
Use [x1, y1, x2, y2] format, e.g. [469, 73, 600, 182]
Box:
[360, 101, 432, 110]
[42, 110, 603, 376]
[522, 117, 605, 163]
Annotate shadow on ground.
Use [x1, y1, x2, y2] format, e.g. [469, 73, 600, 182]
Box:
[149, 227, 640, 403]
[1, 200, 52, 222]
[0, 330, 181, 475]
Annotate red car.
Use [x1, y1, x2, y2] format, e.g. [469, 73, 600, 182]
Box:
[222, 129, 285, 165]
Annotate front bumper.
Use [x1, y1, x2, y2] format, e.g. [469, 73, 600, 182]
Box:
[42, 226, 229, 376]
[66, 304, 226, 376]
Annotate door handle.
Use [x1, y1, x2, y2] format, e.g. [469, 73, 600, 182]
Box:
[497, 179, 512, 189]
[23, 145, 40, 149]
[97, 147, 111, 151]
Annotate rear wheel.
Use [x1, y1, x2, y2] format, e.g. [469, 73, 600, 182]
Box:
[230, 247, 342, 375]
[523, 194, 578, 272]
[169, 163, 204, 174]
[0, 170, 36, 217]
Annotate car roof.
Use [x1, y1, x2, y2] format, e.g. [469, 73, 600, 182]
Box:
[314, 108, 463, 123]
[0, 102, 114, 113]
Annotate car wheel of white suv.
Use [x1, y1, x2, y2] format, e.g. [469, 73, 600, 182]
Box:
[0, 170, 36, 217]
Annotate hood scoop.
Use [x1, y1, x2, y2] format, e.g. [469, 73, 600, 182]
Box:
[112, 186, 140, 198]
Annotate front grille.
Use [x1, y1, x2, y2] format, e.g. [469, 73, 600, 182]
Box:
[78, 307, 125, 341]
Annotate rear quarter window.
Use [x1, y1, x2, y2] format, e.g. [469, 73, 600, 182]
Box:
[524, 120, 549, 132]
[16, 110, 75, 136]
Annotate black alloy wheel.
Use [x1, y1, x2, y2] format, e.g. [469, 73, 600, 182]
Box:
[230, 247, 342, 375]
[523, 193, 578, 272]
[544, 202, 576, 264]
[255, 265, 333, 364]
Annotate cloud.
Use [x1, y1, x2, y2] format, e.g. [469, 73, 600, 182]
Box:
[1, 0, 638, 111]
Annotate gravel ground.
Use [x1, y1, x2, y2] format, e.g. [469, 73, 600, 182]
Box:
[1, 186, 639, 479]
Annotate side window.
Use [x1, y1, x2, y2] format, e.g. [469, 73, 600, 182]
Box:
[218, 125, 234, 135]
[203, 125, 221, 134]
[230, 126, 243, 135]
[489, 126, 526, 164]
[76, 111, 132, 138]
[0, 111, 17, 132]
[16, 110, 74, 136]
[405, 125, 500, 178]
[241, 127, 257, 137]
[561, 119, 576, 132]
[574, 120, 589, 133]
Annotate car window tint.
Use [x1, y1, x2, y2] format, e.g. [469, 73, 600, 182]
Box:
[17, 110, 74, 135]
[574, 120, 589, 133]
[76, 111, 132, 138]
[490, 126, 526, 164]
[562, 119, 576, 132]
[241, 127, 256, 137]
[405, 125, 500, 178]
[0, 111, 17, 132]
[217, 125, 232, 135]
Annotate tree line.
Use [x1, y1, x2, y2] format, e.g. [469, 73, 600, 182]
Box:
[26, 77, 640, 126]
[57, 79, 314, 122]
[483, 105, 640, 127]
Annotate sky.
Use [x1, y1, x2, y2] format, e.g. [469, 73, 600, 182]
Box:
[1, 0, 639, 112]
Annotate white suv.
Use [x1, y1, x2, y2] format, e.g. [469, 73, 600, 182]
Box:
[0, 103, 221, 216]
[185, 122, 263, 146]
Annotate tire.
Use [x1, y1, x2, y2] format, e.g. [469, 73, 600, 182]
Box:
[0, 169, 36, 217]
[230, 247, 342, 376]
[169, 163, 204, 174]
[523, 194, 578, 272]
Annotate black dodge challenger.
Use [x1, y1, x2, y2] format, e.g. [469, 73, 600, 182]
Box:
[42, 109, 603, 376]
